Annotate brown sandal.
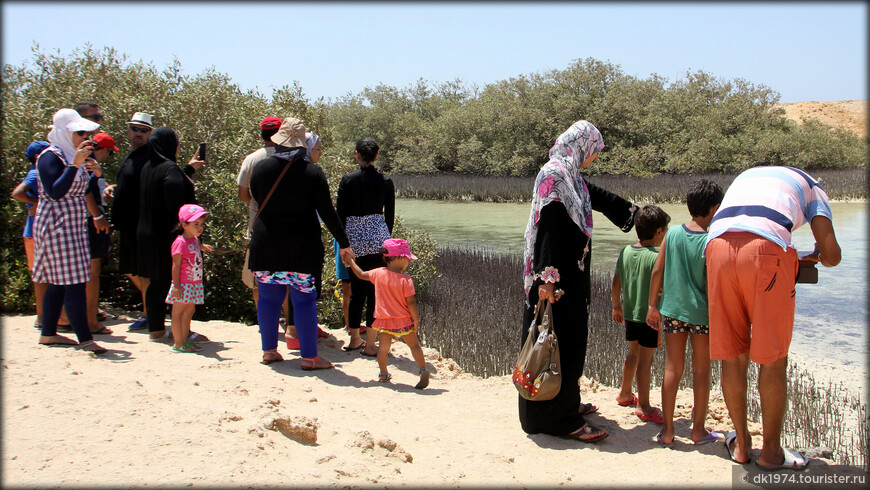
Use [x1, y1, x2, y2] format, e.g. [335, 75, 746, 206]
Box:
[78, 340, 107, 355]
[563, 423, 608, 443]
[39, 335, 78, 346]
[260, 350, 284, 365]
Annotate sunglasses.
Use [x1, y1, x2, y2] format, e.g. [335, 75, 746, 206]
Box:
[129, 126, 151, 134]
[84, 114, 104, 122]
[74, 130, 93, 137]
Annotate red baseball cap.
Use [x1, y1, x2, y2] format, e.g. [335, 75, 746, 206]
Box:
[92, 132, 119, 151]
[260, 116, 282, 130]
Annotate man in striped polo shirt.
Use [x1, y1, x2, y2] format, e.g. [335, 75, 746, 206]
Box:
[704, 166, 841, 471]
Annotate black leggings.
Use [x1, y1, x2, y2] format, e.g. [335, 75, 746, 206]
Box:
[144, 271, 172, 333]
[347, 253, 383, 330]
[41, 283, 93, 343]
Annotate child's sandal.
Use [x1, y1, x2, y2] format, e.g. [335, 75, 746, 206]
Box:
[415, 367, 430, 389]
[170, 343, 196, 353]
[378, 372, 392, 383]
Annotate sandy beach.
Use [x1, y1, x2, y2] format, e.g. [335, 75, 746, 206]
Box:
[2, 311, 866, 488]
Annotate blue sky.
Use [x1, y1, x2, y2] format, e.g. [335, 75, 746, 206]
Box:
[2, 2, 866, 103]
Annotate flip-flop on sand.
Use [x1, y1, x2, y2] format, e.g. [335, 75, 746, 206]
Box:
[617, 393, 638, 406]
[39, 335, 77, 346]
[579, 403, 598, 415]
[636, 407, 664, 424]
[655, 431, 674, 448]
[725, 430, 751, 464]
[755, 449, 809, 471]
[342, 341, 366, 352]
[694, 429, 723, 445]
[562, 423, 608, 443]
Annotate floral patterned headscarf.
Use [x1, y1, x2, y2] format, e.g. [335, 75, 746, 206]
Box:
[522, 120, 604, 300]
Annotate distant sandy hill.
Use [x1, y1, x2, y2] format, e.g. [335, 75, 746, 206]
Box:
[775, 100, 867, 138]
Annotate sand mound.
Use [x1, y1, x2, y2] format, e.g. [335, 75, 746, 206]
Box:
[775, 100, 867, 138]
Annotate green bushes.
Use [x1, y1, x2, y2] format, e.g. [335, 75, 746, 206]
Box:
[327, 60, 867, 177]
[1, 46, 436, 322]
[2, 45, 865, 318]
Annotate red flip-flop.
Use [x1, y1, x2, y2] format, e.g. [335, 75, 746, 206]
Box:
[636, 407, 664, 424]
[617, 393, 638, 407]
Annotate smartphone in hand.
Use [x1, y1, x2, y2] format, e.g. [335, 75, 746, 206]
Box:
[198, 142, 207, 161]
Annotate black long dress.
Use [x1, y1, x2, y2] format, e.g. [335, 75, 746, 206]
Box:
[137, 128, 196, 333]
[519, 181, 635, 436]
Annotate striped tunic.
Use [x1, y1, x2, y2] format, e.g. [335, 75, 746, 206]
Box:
[705, 166, 832, 252]
[32, 147, 91, 285]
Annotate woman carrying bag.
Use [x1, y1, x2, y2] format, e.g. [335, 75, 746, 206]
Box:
[519, 120, 637, 443]
[248, 117, 353, 369]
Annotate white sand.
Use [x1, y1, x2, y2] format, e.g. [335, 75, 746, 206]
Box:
[2, 312, 866, 487]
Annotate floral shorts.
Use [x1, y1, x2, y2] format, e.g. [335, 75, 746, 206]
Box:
[372, 319, 415, 337]
[661, 315, 708, 335]
[165, 283, 204, 305]
[253, 271, 316, 294]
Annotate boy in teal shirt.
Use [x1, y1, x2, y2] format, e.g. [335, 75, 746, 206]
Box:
[612, 205, 671, 424]
[646, 179, 723, 447]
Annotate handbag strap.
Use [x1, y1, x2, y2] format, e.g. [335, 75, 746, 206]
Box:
[250, 158, 293, 229]
[529, 299, 554, 335]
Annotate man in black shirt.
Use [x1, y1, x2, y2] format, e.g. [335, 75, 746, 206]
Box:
[103, 112, 204, 330]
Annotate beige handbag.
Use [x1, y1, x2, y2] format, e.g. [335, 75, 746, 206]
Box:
[512, 299, 562, 401]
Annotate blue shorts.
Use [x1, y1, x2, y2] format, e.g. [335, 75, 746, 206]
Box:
[334, 239, 349, 281]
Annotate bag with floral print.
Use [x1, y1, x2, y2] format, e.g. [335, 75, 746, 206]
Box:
[512, 299, 561, 401]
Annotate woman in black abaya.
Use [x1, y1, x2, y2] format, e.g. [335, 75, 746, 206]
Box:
[519, 120, 637, 442]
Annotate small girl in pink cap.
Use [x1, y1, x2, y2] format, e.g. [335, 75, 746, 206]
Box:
[165, 204, 214, 353]
[345, 238, 429, 388]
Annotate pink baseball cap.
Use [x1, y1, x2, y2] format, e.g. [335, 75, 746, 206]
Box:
[178, 204, 208, 222]
[382, 238, 416, 260]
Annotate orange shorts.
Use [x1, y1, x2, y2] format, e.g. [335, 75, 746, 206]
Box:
[24, 237, 35, 271]
[706, 232, 798, 364]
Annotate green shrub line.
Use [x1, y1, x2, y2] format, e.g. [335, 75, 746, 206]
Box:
[393, 167, 868, 203]
[3, 45, 866, 317]
[417, 246, 868, 470]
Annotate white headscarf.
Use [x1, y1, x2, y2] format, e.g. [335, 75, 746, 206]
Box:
[304, 131, 320, 159]
[46, 108, 101, 163]
[522, 120, 604, 299]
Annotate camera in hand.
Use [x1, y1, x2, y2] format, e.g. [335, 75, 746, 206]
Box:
[86, 140, 100, 150]
[797, 251, 818, 284]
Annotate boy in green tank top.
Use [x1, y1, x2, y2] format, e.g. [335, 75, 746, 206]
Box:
[612, 205, 670, 424]
[646, 179, 724, 447]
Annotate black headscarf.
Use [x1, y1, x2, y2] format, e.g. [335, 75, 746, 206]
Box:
[148, 127, 178, 163]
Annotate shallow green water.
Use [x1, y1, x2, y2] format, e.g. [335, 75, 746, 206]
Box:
[396, 198, 868, 367]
